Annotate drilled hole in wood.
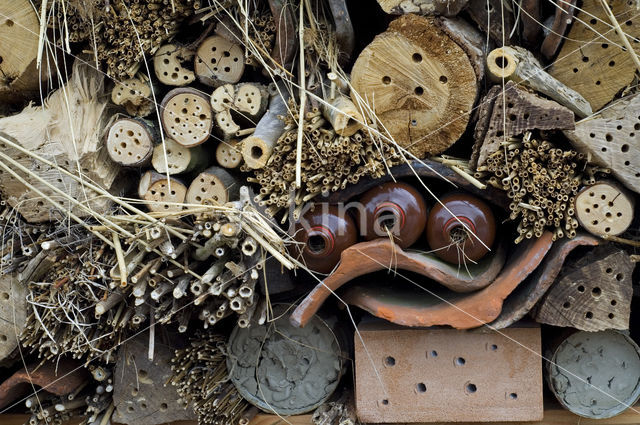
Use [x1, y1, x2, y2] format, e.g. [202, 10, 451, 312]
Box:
[592, 287, 601, 297]
[385, 356, 396, 366]
[585, 311, 594, 319]
[609, 313, 615, 319]
[622, 144, 629, 152]
[590, 18, 597, 24]
[414, 87, 424, 95]
[582, 56, 589, 62]
[1, 292, 9, 300]
[578, 285, 585, 293]
[416, 383, 427, 393]
[602, 43, 609, 48]
[616, 273, 624, 281]
[140, 402, 147, 410]
[573, 68, 578, 73]
[127, 406, 135, 413]
[455, 357, 466, 366]
[382, 399, 389, 405]
[465, 383, 477, 394]
[131, 388, 139, 396]
[412, 53, 422, 63]
[509, 393, 518, 400]
[605, 134, 613, 141]
[429, 350, 438, 357]
[439, 75, 448, 84]
[160, 403, 168, 411]
[563, 301, 571, 309]
[490, 344, 498, 351]
[609, 60, 616, 67]
[611, 299, 617, 306]
[0, 335, 5, 342]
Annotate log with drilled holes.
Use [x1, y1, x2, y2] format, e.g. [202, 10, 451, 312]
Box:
[194, 35, 245, 87]
[160, 88, 214, 148]
[350, 14, 479, 158]
[138, 171, 187, 213]
[151, 138, 207, 175]
[533, 246, 634, 331]
[154, 44, 196, 87]
[574, 181, 635, 237]
[105, 118, 155, 167]
[111, 76, 153, 117]
[186, 166, 240, 205]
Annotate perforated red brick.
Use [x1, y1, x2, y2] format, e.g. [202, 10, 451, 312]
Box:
[354, 322, 543, 422]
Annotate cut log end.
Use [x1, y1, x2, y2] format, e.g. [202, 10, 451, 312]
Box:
[153, 44, 196, 86]
[160, 88, 213, 147]
[106, 119, 154, 167]
[574, 182, 635, 237]
[139, 171, 187, 213]
[151, 138, 195, 175]
[210, 84, 235, 113]
[194, 36, 245, 87]
[186, 167, 239, 205]
[350, 14, 477, 158]
[111, 77, 153, 117]
[216, 140, 243, 168]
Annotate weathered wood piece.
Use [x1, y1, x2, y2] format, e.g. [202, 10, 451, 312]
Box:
[521, 0, 542, 47]
[211, 83, 268, 140]
[194, 35, 245, 87]
[154, 44, 196, 86]
[160, 88, 214, 147]
[437, 17, 486, 82]
[350, 14, 478, 158]
[488, 233, 599, 329]
[0, 61, 120, 223]
[186, 166, 240, 205]
[540, 0, 576, 59]
[574, 181, 635, 236]
[0, 2, 52, 104]
[0, 273, 26, 364]
[534, 246, 633, 331]
[112, 334, 197, 425]
[241, 87, 289, 169]
[216, 140, 243, 169]
[466, 0, 515, 45]
[268, 0, 297, 68]
[549, 0, 640, 112]
[470, 81, 575, 169]
[564, 93, 640, 194]
[151, 138, 206, 175]
[376, 0, 468, 16]
[111, 77, 153, 117]
[487, 46, 592, 118]
[292, 232, 553, 329]
[138, 171, 187, 213]
[322, 95, 363, 137]
[328, 0, 355, 64]
[546, 330, 640, 419]
[106, 118, 155, 167]
[355, 322, 543, 422]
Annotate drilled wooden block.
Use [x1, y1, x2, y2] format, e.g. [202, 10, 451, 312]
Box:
[354, 322, 543, 422]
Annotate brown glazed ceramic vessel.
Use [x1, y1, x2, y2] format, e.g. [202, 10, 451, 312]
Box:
[293, 204, 358, 274]
[426, 192, 496, 264]
[357, 182, 427, 248]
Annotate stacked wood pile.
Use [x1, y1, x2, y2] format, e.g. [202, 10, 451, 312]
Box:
[0, 0, 638, 425]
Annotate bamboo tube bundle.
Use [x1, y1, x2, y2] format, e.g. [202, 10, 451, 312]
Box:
[170, 332, 251, 425]
[482, 132, 598, 243]
[251, 99, 402, 220]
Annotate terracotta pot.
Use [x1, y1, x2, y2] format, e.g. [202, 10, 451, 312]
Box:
[293, 204, 358, 274]
[426, 192, 496, 264]
[357, 182, 427, 248]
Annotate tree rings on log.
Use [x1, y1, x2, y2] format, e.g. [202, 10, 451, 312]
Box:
[546, 330, 640, 419]
[153, 44, 196, 86]
[194, 35, 245, 87]
[138, 171, 187, 213]
[160, 88, 213, 147]
[350, 14, 477, 158]
[549, 0, 640, 112]
[106, 118, 154, 167]
[186, 166, 239, 205]
[216, 140, 243, 169]
[574, 181, 635, 237]
[151, 138, 206, 175]
[534, 246, 633, 332]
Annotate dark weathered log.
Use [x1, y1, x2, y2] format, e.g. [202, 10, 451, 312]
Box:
[470, 81, 575, 169]
[534, 246, 634, 331]
[521, 0, 541, 47]
[466, 0, 514, 45]
[540, 0, 576, 59]
[328, 0, 355, 63]
[268, 0, 297, 68]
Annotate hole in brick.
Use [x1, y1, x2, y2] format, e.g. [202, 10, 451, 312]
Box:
[416, 383, 427, 393]
[455, 357, 466, 366]
[465, 383, 477, 394]
[385, 356, 396, 366]
[585, 311, 593, 319]
[592, 287, 601, 297]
